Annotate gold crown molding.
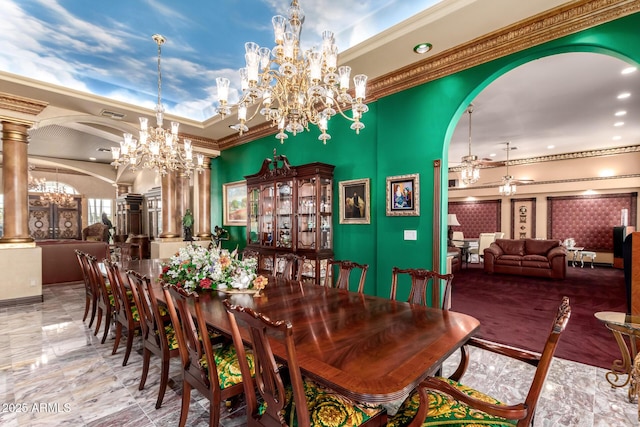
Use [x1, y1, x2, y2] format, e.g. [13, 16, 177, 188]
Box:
[449, 145, 640, 172]
[368, 0, 640, 101]
[0, 92, 48, 116]
[178, 132, 219, 151]
[449, 173, 640, 191]
[218, 121, 279, 150]
[219, 0, 638, 150]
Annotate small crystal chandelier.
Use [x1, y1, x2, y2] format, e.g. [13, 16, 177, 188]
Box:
[498, 142, 517, 196]
[39, 168, 74, 205]
[111, 34, 204, 176]
[460, 105, 480, 185]
[215, 0, 368, 144]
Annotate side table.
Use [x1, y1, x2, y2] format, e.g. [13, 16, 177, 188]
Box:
[595, 311, 640, 403]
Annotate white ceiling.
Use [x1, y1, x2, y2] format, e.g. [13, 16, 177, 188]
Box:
[0, 0, 637, 174]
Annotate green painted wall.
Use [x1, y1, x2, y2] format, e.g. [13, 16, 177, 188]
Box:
[212, 12, 640, 299]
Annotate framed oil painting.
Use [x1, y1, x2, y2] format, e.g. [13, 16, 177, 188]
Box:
[338, 178, 370, 224]
[386, 173, 420, 216]
[223, 180, 247, 226]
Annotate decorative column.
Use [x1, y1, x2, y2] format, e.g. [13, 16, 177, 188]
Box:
[176, 172, 190, 238]
[195, 159, 211, 238]
[0, 121, 32, 243]
[159, 170, 179, 238]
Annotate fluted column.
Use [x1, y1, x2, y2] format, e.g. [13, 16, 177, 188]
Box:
[159, 170, 179, 238]
[0, 121, 32, 244]
[176, 172, 190, 238]
[195, 159, 211, 238]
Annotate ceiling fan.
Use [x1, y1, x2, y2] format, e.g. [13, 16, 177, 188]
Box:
[491, 141, 534, 195]
[458, 104, 504, 185]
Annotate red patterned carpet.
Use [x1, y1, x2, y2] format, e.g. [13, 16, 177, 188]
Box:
[450, 263, 626, 369]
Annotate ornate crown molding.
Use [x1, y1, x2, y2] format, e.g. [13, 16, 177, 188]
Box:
[0, 92, 48, 116]
[449, 145, 640, 172]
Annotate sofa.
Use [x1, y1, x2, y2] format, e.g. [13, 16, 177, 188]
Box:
[37, 240, 109, 284]
[483, 238, 567, 279]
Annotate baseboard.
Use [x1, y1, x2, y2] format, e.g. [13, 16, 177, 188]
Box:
[0, 295, 44, 307]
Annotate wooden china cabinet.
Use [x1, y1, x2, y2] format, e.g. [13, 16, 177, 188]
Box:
[244, 152, 334, 284]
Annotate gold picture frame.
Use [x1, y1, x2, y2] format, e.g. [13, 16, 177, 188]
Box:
[338, 178, 370, 224]
[386, 173, 420, 216]
[222, 180, 247, 226]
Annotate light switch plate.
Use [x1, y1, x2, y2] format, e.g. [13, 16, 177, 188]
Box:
[404, 230, 417, 240]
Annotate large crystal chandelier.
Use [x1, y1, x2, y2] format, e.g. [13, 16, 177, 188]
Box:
[460, 105, 480, 185]
[498, 142, 517, 196]
[39, 168, 74, 205]
[111, 34, 204, 176]
[215, 0, 368, 144]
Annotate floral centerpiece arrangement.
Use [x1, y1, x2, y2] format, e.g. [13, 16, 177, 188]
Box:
[159, 244, 268, 294]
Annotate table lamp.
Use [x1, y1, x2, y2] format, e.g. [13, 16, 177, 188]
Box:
[447, 214, 461, 247]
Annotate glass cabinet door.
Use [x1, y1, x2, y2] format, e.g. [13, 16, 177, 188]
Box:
[260, 184, 274, 247]
[276, 180, 293, 249]
[297, 178, 316, 249]
[247, 187, 260, 245]
[319, 177, 332, 250]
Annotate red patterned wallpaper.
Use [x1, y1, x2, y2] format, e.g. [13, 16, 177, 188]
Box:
[547, 193, 638, 251]
[448, 200, 501, 239]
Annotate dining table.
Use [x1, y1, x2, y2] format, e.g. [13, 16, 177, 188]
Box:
[119, 258, 481, 405]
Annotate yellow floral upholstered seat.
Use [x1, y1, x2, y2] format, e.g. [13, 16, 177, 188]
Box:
[260, 377, 384, 427]
[387, 377, 515, 427]
[198, 342, 255, 389]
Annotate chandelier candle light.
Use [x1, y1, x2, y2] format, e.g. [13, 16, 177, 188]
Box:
[215, 0, 369, 144]
[111, 34, 204, 176]
[499, 141, 517, 196]
[39, 168, 74, 205]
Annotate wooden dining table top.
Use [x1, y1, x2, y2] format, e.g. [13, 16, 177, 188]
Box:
[120, 258, 480, 404]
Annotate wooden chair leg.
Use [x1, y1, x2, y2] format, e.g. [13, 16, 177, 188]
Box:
[88, 296, 98, 328]
[179, 381, 192, 427]
[155, 357, 170, 409]
[100, 310, 112, 344]
[82, 295, 91, 321]
[93, 307, 103, 337]
[139, 348, 151, 390]
[111, 323, 122, 355]
[122, 329, 135, 366]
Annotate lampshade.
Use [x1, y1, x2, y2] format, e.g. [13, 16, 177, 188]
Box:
[448, 214, 461, 226]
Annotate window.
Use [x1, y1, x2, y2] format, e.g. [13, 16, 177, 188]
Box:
[88, 199, 113, 225]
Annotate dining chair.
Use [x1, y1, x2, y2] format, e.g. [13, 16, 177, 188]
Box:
[390, 267, 454, 309]
[276, 253, 305, 281]
[103, 258, 139, 366]
[224, 300, 387, 427]
[127, 270, 179, 409]
[468, 232, 496, 264]
[451, 231, 464, 248]
[85, 253, 113, 344]
[163, 284, 252, 427]
[388, 296, 571, 427]
[75, 250, 98, 327]
[324, 259, 368, 293]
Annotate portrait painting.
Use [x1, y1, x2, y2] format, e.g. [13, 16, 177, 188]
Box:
[223, 180, 247, 226]
[338, 178, 370, 224]
[386, 173, 420, 216]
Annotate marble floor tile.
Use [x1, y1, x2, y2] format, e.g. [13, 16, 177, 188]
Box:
[0, 282, 637, 426]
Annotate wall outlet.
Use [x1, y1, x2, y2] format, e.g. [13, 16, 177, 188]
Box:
[30, 279, 37, 287]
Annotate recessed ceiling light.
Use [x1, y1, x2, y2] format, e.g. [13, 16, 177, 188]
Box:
[614, 121, 624, 127]
[621, 66, 637, 75]
[612, 135, 622, 140]
[617, 92, 631, 99]
[489, 153, 496, 157]
[615, 110, 627, 116]
[89, 157, 97, 161]
[413, 43, 432, 54]
[547, 145, 555, 149]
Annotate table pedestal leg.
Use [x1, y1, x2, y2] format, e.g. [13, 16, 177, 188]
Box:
[631, 353, 640, 420]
